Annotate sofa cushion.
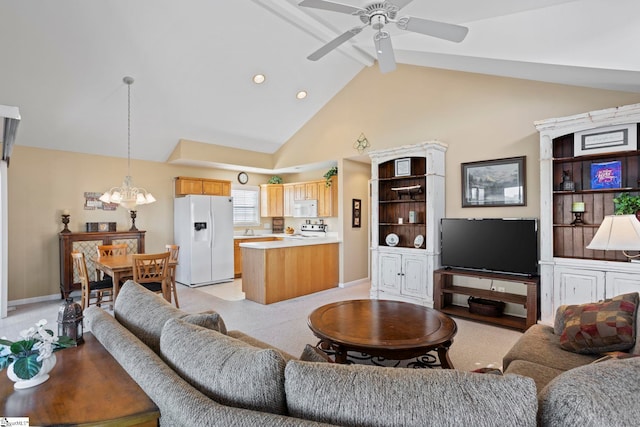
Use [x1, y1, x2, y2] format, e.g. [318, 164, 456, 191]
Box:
[226, 330, 297, 361]
[538, 357, 640, 426]
[160, 318, 287, 415]
[503, 359, 564, 393]
[285, 360, 537, 427]
[114, 280, 227, 354]
[559, 292, 638, 354]
[299, 344, 332, 363]
[503, 324, 599, 372]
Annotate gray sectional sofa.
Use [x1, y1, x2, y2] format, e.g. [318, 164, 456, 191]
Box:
[85, 281, 537, 426]
[85, 281, 640, 426]
[503, 292, 640, 426]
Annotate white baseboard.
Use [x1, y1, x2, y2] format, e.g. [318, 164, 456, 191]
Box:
[9, 293, 62, 307]
[339, 277, 370, 288]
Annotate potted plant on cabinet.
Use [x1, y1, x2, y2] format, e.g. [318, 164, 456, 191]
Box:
[324, 166, 337, 187]
[613, 193, 640, 221]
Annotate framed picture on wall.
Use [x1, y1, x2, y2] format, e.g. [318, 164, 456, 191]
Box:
[352, 199, 361, 228]
[462, 156, 526, 207]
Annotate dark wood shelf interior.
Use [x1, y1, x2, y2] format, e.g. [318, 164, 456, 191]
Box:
[552, 128, 640, 261]
[378, 157, 427, 249]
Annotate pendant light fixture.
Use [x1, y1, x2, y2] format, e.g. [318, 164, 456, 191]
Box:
[99, 76, 156, 210]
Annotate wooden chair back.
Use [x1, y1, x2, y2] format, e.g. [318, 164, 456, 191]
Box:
[97, 243, 128, 257]
[132, 252, 171, 301]
[72, 251, 114, 310]
[165, 244, 180, 307]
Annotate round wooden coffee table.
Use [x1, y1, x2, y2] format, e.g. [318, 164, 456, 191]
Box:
[308, 299, 457, 368]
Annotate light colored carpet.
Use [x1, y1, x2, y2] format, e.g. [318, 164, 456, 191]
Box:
[1, 281, 523, 372]
[179, 281, 523, 371]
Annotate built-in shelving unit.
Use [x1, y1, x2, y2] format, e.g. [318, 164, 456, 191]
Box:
[370, 141, 447, 306]
[537, 103, 640, 325]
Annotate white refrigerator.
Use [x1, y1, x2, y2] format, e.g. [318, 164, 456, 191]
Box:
[174, 195, 234, 287]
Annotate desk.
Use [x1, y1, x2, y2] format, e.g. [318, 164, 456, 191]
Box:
[308, 299, 457, 368]
[94, 254, 176, 302]
[0, 333, 159, 426]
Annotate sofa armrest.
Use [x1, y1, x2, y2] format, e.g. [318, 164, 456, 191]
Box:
[538, 357, 640, 426]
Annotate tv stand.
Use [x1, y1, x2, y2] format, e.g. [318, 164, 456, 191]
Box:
[433, 268, 539, 331]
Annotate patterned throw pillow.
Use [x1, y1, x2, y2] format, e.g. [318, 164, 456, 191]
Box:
[559, 292, 639, 354]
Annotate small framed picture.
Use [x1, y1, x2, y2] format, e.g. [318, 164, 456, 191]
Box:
[98, 222, 110, 232]
[395, 158, 411, 177]
[574, 124, 637, 156]
[352, 199, 361, 228]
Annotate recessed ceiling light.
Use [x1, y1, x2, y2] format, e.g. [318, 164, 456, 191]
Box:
[252, 74, 266, 84]
[296, 90, 307, 100]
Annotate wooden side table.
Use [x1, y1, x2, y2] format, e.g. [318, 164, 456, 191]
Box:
[0, 333, 159, 426]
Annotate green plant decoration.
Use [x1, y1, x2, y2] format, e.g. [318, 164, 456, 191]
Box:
[268, 176, 283, 184]
[613, 193, 640, 214]
[324, 166, 338, 187]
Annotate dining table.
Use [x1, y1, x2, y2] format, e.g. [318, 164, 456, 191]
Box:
[94, 254, 177, 302]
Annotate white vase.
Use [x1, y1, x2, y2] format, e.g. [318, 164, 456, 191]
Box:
[7, 354, 57, 389]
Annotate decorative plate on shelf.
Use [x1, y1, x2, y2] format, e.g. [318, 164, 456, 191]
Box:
[385, 233, 399, 247]
[414, 234, 424, 248]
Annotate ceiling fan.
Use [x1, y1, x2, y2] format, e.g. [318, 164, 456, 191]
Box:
[299, 0, 469, 73]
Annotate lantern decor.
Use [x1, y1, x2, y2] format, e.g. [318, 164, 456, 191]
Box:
[57, 298, 84, 344]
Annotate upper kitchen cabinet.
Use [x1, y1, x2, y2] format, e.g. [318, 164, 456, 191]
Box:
[260, 184, 284, 217]
[175, 177, 231, 197]
[279, 177, 338, 218]
[317, 176, 338, 217]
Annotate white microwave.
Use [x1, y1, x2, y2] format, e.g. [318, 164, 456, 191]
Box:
[293, 199, 318, 218]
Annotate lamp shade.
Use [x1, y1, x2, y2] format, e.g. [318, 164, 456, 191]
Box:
[586, 215, 640, 251]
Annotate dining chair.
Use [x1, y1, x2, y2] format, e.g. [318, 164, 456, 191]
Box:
[165, 244, 180, 308]
[132, 252, 172, 304]
[72, 251, 115, 310]
[96, 243, 130, 282]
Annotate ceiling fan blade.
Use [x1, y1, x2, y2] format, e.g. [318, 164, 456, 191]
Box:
[397, 16, 469, 43]
[298, 0, 365, 15]
[307, 27, 363, 61]
[387, 0, 414, 11]
[374, 32, 396, 74]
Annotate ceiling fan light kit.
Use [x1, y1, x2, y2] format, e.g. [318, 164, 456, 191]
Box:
[299, 0, 469, 73]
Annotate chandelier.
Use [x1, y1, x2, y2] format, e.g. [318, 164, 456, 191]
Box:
[99, 76, 156, 210]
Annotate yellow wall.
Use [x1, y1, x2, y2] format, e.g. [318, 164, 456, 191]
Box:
[275, 65, 640, 219]
[8, 64, 640, 301]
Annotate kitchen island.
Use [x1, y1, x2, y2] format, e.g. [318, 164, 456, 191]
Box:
[240, 236, 340, 304]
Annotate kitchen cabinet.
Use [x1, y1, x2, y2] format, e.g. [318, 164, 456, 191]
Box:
[279, 177, 338, 217]
[260, 184, 283, 217]
[59, 230, 145, 298]
[233, 237, 277, 278]
[317, 177, 337, 217]
[175, 177, 231, 197]
[283, 184, 295, 217]
[370, 141, 446, 307]
[241, 242, 339, 304]
[536, 103, 640, 324]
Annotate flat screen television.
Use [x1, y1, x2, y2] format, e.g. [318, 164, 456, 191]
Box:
[440, 218, 539, 276]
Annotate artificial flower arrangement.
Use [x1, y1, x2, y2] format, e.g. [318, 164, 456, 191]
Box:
[0, 319, 75, 380]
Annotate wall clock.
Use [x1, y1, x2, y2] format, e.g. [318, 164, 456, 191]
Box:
[237, 172, 249, 185]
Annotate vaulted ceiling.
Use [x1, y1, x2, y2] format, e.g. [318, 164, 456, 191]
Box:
[2, 0, 639, 166]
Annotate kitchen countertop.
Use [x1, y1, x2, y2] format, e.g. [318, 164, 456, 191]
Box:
[239, 234, 340, 249]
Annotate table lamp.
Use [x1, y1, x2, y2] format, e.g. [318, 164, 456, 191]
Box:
[586, 215, 640, 261]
